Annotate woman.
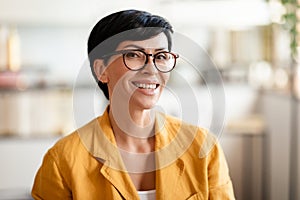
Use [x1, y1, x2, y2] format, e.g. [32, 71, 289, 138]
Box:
[32, 9, 235, 199]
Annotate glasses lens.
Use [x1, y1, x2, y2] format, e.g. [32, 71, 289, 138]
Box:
[123, 50, 146, 70]
[154, 52, 176, 72]
[123, 50, 177, 72]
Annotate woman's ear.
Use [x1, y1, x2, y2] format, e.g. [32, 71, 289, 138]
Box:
[93, 59, 109, 83]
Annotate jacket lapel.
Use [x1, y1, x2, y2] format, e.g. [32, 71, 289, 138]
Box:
[100, 163, 139, 200]
[78, 111, 139, 199]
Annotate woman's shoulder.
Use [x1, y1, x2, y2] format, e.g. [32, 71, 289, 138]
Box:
[159, 112, 210, 136]
[160, 112, 219, 157]
[46, 132, 81, 158]
[47, 118, 100, 159]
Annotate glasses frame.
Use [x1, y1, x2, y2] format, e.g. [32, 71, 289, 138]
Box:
[102, 49, 179, 73]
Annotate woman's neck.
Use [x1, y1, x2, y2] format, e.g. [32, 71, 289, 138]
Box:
[108, 105, 156, 191]
[108, 106, 155, 153]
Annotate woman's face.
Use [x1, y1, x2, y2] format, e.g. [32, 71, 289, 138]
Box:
[104, 32, 170, 110]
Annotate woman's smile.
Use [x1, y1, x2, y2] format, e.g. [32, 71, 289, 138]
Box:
[131, 80, 160, 96]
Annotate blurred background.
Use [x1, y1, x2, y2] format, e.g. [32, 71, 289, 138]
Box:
[0, 0, 299, 199]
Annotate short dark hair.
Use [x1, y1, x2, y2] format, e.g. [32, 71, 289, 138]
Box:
[87, 9, 174, 100]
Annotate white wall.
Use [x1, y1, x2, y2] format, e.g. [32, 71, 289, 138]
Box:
[260, 92, 300, 200]
[0, 137, 59, 198]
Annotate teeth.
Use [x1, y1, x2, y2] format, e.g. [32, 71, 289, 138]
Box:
[134, 83, 157, 89]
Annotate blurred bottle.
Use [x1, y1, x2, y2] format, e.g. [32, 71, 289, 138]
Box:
[0, 25, 8, 71]
[7, 27, 21, 72]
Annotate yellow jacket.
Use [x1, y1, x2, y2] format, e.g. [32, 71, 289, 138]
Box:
[32, 110, 235, 199]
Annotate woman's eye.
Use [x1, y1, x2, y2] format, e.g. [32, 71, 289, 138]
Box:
[156, 53, 168, 60]
[125, 52, 141, 58]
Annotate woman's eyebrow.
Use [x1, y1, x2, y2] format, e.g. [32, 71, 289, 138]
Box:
[122, 44, 167, 51]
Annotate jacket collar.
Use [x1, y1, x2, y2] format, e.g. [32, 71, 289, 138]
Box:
[77, 107, 193, 161]
[77, 107, 195, 199]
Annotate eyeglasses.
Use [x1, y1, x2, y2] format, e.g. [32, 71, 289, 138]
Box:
[102, 49, 179, 73]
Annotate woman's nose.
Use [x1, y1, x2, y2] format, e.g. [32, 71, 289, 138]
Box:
[141, 55, 158, 74]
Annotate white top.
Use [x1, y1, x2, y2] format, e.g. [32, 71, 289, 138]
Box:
[137, 190, 156, 200]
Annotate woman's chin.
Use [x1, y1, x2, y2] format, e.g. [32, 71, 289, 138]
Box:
[129, 94, 159, 110]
